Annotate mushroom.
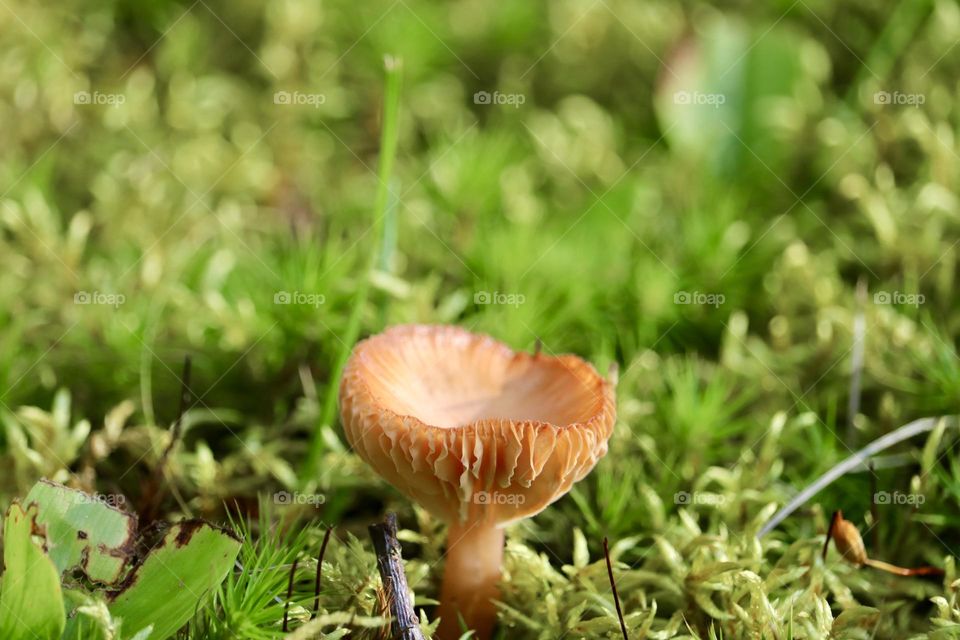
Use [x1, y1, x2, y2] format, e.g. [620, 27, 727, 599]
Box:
[339, 324, 617, 639]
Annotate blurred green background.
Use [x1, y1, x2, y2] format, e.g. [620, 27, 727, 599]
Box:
[3, 0, 960, 637]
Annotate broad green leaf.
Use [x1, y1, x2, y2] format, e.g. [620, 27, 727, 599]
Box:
[0, 503, 66, 640]
[25, 479, 136, 584]
[109, 521, 241, 640]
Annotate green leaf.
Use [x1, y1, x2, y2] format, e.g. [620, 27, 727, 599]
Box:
[0, 503, 66, 640]
[25, 479, 136, 584]
[108, 520, 241, 640]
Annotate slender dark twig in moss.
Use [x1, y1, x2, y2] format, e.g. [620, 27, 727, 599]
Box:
[822, 510, 841, 560]
[283, 558, 299, 632]
[139, 355, 192, 523]
[312, 527, 333, 619]
[167, 355, 193, 455]
[604, 537, 628, 640]
[368, 513, 425, 640]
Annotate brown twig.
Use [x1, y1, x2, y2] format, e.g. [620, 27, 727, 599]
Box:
[822, 510, 841, 560]
[162, 355, 193, 465]
[283, 558, 299, 632]
[603, 537, 628, 640]
[139, 355, 192, 523]
[368, 513, 426, 640]
[313, 527, 333, 619]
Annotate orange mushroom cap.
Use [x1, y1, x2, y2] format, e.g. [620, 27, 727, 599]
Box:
[339, 324, 617, 525]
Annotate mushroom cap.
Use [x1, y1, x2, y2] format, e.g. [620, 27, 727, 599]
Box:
[339, 324, 616, 525]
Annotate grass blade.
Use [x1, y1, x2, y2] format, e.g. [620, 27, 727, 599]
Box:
[301, 56, 403, 480]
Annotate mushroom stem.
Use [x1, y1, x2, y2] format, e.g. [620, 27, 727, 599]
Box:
[436, 519, 504, 640]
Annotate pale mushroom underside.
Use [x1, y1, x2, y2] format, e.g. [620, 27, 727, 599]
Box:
[339, 324, 616, 524]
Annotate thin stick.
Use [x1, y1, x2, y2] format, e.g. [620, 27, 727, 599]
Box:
[165, 355, 193, 462]
[283, 558, 299, 632]
[368, 513, 425, 640]
[139, 355, 192, 523]
[603, 537, 628, 640]
[312, 528, 333, 619]
[534, 338, 542, 356]
[759, 416, 954, 537]
[822, 510, 840, 561]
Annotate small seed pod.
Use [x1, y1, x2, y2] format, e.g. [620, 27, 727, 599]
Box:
[825, 509, 943, 577]
[829, 511, 868, 566]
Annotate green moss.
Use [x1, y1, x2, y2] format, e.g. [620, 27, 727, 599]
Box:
[1, 0, 960, 637]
